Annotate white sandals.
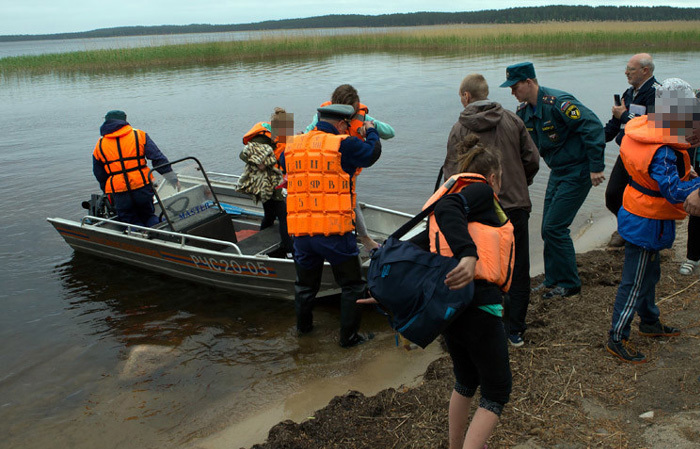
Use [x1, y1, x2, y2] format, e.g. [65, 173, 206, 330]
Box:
[679, 259, 700, 275]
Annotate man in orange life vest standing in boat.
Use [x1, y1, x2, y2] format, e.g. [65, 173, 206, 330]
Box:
[282, 104, 382, 348]
[92, 110, 178, 227]
[306, 84, 395, 251]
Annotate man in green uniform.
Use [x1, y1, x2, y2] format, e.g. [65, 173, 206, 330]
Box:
[501, 62, 606, 299]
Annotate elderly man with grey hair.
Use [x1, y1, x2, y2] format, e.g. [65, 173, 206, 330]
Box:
[604, 53, 661, 246]
[606, 78, 700, 364]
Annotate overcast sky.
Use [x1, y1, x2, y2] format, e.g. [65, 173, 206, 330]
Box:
[2, 1, 699, 36]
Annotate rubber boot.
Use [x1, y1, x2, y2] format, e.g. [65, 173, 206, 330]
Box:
[331, 256, 366, 347]
[294, 263, 322, 334]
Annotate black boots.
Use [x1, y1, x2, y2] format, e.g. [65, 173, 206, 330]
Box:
[293, 256, 369, 347]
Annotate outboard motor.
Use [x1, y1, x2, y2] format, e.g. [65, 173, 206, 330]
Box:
[82, 193, 115, 218]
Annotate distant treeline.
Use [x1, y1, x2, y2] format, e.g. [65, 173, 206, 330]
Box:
[2, 6, 699, 42]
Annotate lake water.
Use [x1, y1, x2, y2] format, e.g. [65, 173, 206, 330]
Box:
[2, 37, 699, 448]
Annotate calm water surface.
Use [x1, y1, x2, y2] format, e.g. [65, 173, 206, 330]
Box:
[1, 46, 699, 448]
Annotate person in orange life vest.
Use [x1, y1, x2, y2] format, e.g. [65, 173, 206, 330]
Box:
[359, 134, 513, 449]
[281, 104, 381, 348]
[606, 78, 700, 364]
[305, 84, 395, 251]
[239, 107, 293, 255]
[92, 110, 178, 227]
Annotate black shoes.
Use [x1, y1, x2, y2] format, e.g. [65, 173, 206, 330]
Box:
[638, 320, 681, 337]
[542, 285, 581, 299]
[606, 338, 647, 364]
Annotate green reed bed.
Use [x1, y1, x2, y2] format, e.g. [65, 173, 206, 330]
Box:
[2, 22, 698, 75]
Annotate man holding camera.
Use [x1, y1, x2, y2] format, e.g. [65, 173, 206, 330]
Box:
[604, 53, 661, 246]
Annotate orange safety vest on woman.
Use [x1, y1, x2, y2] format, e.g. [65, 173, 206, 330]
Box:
[319, 101, 369, 140]
[620, 116, 691, 221]
[422, 173, 515, 292]
[285, 130, 355, 236]
[242, 122, 285, 160]
[93, 125, 149, 194]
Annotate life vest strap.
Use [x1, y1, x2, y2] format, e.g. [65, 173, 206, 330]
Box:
[628, 179, 663, 198]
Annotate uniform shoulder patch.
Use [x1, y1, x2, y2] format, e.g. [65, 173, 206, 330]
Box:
[542, 95, 557, 105]
[560, 101, 581, 120]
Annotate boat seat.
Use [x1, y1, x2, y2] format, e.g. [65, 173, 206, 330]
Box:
[184, 213, 238, 250]
[228, 224, 281, 255]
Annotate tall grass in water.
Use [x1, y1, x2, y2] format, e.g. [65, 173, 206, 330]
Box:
[1, 21, 698, 74]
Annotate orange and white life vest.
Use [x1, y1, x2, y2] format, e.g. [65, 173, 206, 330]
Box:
[422, 173, 515, 292]
[620, 116, 691, 220]
[93, 125, 149, 194]
[285, 129, 355, 236]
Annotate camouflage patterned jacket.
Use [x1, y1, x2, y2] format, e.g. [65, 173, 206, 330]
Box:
[238, 141, 285, 203]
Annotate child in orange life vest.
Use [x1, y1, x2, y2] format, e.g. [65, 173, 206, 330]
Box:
[238, 107, 293, 255]
[305, 84, 395, 250]
[360, 134, 513, 449]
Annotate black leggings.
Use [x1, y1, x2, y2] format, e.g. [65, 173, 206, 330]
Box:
[443, 307, 512, 413]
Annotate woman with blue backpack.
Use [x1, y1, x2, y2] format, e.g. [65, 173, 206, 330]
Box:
[430, 134, 514, 449]
[363, 134, 514, 449]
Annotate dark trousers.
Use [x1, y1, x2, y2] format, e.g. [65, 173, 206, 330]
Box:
[112, 185, 159, 227]
[506, 208, 531, 335]
[293, 235, 364, 346]
[605, 156, 629, 216]
[687, 155, 700, 261]
[687, 215, 700, 261]
[261, 198, 293, 253]
[609, 243, 661, 342]
[541, 168, 591, 289]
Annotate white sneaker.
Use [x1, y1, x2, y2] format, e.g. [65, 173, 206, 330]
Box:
[679, 259, 700, 275]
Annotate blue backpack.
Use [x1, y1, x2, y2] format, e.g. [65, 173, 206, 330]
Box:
[367, 199, 475, 348]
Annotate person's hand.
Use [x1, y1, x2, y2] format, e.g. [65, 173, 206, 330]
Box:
[684, 189, 700, 216]
[445, 256, 476, 290]
[356, 295, 378, 305]
[591, 171, 606, 187]
[364, 120, 375, 131]
[612, 104, 626, 120]
[689, 168, 698, 180]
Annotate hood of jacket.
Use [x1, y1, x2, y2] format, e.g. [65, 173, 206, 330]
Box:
[100, 119, 131, 137]
[458, 100, 504, 133]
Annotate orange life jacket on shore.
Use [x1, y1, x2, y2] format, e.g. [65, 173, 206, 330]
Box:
[422, 173, 515, 292]
[620, 116, 691, 220]
[285, 129, 355, 236]
[93, 125, 150, 194]
[242, 122, 285, 160]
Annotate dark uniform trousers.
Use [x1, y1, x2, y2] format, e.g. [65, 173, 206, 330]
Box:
[542, 165, 591, 289]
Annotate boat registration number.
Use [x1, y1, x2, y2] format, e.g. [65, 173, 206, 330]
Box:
[190, 255, 273, 276]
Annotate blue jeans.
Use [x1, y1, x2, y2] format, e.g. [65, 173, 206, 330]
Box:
[609, 242, 661, 342]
